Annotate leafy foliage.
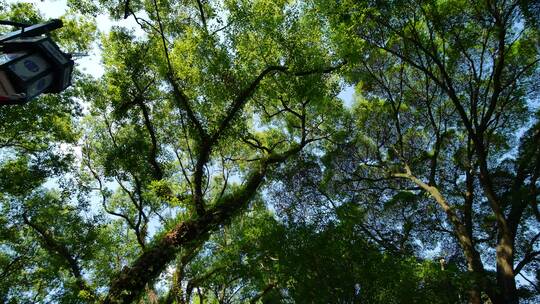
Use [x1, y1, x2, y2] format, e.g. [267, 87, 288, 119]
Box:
[0, 0, 539, 303]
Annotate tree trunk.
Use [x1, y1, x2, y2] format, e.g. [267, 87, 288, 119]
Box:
[467, 289, 482, 304]
[463, 251, 485, 304]
[495, 234, 518, 304]
[394, 167, 492, 303]
[475, 144, 518, 304]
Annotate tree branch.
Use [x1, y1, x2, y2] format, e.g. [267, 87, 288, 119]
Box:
[104, 145, 303, 303]
[22, 214, 96, 300]
[196, 0, 207, 30]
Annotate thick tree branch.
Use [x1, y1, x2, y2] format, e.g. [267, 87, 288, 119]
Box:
[138, 99, 164, 180]
[104, 144, 303, 303]
[192, 62, 345, 216]
[196, 0, 207, 30]
[392, 165, 491, 297]
[249, 283, 276, 304]
[514, 232, 540, 275]
[132, 79, 164, 181]
[152, 0, 207, 139]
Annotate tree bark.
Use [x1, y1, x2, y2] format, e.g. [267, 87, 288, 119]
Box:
[474, 143, 518, 304]
[393, 166, 493, 302]
[104, 147, 301, 303]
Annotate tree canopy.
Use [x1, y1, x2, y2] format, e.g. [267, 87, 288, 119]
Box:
[0, 0, 539, 303]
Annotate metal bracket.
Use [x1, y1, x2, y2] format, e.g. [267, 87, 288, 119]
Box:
[0, 19, 63, 43]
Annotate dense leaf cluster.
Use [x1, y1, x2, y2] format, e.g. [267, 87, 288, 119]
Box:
[0, 0, 539, 303]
